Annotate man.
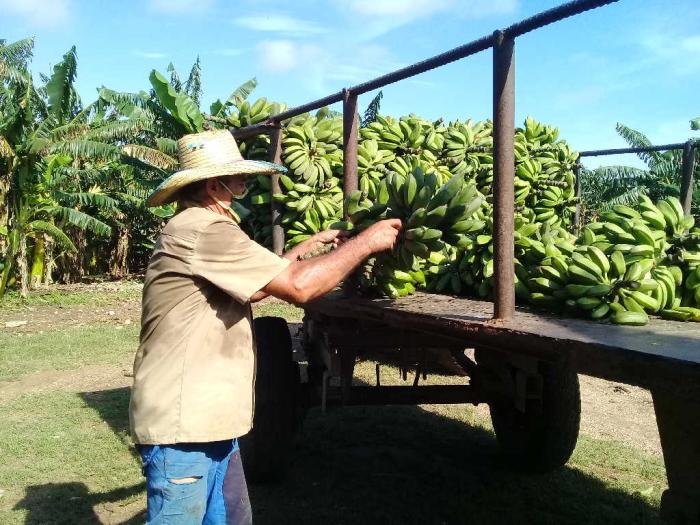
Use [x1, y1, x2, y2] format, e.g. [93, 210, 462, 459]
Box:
[130, 129, 401, 524]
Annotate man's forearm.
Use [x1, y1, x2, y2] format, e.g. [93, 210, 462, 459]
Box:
[280, 235, 374, 303]
[251, 237, 324, 303]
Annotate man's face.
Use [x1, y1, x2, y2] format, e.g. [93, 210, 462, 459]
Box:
[220, 175, 249, 197]
[209, 175, 251, 204]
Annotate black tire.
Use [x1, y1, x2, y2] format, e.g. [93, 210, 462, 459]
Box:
[239, 316, 300, 482]
[477, 350, 581, 472]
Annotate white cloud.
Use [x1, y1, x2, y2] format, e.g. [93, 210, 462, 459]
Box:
[147, 0, 215, 13]
[257, 40, 321, 73]
[347, 0, 452, 17]
[340, 0, 517, 40]
[638, 29, 700, 76]
[132, 51, 168, 59]
[233, 15, 328, 37]
[0, 0, 70, 28]
[680, 35, 700, 54]
[256, 40, 401, 94]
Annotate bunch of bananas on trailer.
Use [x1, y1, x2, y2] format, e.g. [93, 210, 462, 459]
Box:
[335, 167, 486, 298]
[510, 195, 700, 325]
[236, 110, 700, 326]
[240, 111, 345, 249]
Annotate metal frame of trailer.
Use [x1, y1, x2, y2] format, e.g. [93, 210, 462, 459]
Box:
[232, 2, 700, 522]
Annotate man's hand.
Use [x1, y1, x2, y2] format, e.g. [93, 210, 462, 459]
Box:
[312, 229, 350, 249]
[359, 219, 402, 253]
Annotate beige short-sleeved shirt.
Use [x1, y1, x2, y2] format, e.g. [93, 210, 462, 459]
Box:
[129, 206, 290, 445]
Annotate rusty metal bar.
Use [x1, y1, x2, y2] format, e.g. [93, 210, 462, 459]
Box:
[270, 92, 344, 125]
[342, 89, 360, 297]
[579, 142, 693, 157]
[352, 35, 494, 96]
[504, 0, 619, 39]
[342, 89, 359, 217]
[492, 31, 516, 321]
[231, 122, 277, 141]
[680, 140, 696, 216]
[268, 126, 285, 255]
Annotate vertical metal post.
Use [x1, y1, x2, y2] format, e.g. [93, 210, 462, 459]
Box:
[680, 140, 695, 216]
[268, 126, 285, 255]
[342, 88, 360, 296]
[492, 30, 515, 321]
[573, 160, 582, 234]
[342, 88, 359, 218]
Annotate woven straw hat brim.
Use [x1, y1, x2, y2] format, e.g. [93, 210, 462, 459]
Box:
[146, 159, 286, 207]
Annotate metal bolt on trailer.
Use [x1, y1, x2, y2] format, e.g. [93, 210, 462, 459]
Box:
[233, 2, 700, 523]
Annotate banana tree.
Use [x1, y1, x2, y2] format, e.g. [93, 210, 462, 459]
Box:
[581, 123, 700, 221]
[0, 42, 150, 296]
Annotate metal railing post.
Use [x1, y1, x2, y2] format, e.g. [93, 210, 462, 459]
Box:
[680, 140, 695, 216]
[492, 30, 516, 321]
[268, 126, 285, 255]
[342, 88, 360, 296]
[342, 88, 359, 218]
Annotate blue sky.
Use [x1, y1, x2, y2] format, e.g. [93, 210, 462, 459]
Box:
[2, 0, 699, 169]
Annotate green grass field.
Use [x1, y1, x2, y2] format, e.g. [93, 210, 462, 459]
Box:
[0, 296, 666, 524]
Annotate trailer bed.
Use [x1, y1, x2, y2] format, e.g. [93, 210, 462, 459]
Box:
[305, 291, 700, 396]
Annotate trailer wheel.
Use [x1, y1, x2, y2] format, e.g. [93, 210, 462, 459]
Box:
[477, 351, 581, 472]
[239, 316, 300, 482]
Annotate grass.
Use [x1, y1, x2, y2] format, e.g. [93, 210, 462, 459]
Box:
[0, 282, 143, 311]
[0, 292, 668, 524]
[0, 324, 139, 382]
[253, 300, 304, 322]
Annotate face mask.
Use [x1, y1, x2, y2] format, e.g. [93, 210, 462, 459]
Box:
[206, 179, 242, 223]
[218, 179, 249, 200]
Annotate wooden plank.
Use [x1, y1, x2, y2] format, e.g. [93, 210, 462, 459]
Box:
[305, 291, 700, 394]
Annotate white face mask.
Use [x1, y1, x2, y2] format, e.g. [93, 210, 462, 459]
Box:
[218, 179, 249, 200]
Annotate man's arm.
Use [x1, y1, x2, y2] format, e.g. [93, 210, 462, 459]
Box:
[258, 219, 401, 304]
[249, 230, 349, 302]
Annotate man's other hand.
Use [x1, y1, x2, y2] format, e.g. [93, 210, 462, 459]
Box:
[360, 219, 402, 253]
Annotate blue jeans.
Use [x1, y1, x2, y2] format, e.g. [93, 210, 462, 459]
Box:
[139, 439, 252, 524]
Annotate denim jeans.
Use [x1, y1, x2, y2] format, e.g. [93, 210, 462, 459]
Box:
[139, 439, 252, 524]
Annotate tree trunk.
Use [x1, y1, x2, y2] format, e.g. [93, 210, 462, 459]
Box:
[43, 236, 54, 286]
[0, 176, 9, 257]
[110, 224, 130, 279]
[0, 253, 13, 299]
[30, 235, 45, 289]
[17, 235, 29, 297]
[59, 227, 86, 284]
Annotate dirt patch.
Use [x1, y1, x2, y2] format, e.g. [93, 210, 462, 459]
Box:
[0, 292, 141, 335]
[578, 375, 660, 455]
[0, 364, 133, 404]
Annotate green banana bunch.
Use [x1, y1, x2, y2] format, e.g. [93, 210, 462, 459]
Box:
[443, 119, 492, 180]
[360, 115, 438, 156]
[281, 115, 343, 187]
[226, 97, 287, 128]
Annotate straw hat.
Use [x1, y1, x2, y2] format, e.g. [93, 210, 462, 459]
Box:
[146, 129, 286, 207]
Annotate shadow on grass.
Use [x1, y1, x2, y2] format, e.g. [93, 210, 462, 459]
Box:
[14, 481, 145, 525]
[65, 386, 662, 525]
[249, 404, 663, 525]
